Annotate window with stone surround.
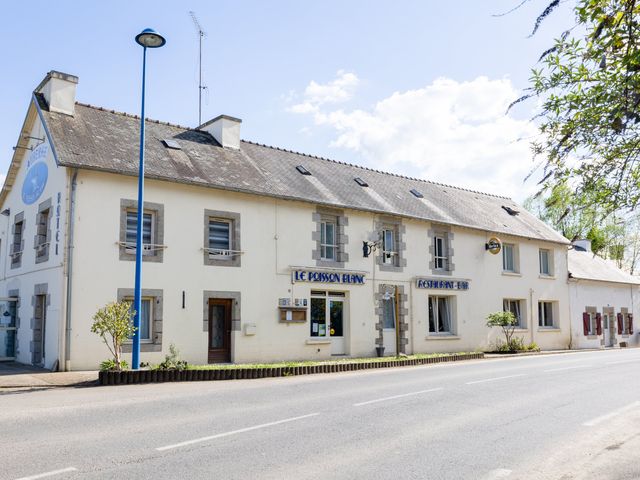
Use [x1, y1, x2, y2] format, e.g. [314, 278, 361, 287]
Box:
[119, 288, 163, 353]
[312, 208, 348, 268]
[375, 218, 406, 272]
[119, 199, 164, 263]
[10, 212, 25, 269]
[204, 210, 241, 267]
[429, 226, 454, 275]
[34, 198, 52, 264]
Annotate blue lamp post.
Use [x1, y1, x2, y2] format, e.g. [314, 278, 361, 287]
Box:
[132, 28, 166, 370]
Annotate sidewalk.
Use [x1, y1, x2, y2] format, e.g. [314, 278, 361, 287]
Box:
[0, 362, 98, 388]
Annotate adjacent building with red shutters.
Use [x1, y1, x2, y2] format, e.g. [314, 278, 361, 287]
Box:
[568, 240, 639, 349]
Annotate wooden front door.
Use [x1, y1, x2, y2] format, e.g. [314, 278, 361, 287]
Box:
[208, 299, 232, 363]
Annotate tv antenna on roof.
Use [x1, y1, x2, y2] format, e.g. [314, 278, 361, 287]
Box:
[189, 11, 208, 126]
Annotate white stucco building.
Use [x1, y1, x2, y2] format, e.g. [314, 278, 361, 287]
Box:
[0, 71, 573, 371]
[568, 240, 639, 349]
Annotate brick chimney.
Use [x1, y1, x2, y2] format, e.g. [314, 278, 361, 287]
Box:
[198, 114, 242, 149]
[34, 71, 78, 116]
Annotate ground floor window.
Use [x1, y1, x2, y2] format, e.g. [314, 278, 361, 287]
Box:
[429, 296, 453, 334]
[310, 291, 344, 338]
[503, 299, 524, 327]
[538, 301, 555, 327]
[125, 297, 152, 342]
[382, 295, 396, 329]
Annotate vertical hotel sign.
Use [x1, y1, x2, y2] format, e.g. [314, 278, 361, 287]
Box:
[21, 144, 49, 205]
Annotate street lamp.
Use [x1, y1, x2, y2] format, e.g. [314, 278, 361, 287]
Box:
[132, 28, 166, 370]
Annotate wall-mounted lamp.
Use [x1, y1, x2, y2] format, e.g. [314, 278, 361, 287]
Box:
[363, 231, 382, 258]
[1, 209, 10, 217]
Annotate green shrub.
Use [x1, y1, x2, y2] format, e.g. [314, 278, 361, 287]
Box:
[100, 359, 130, 371]
[155, 343, 188, 370]
[526, 342, 540, 352]
[91, 301, 136, 371]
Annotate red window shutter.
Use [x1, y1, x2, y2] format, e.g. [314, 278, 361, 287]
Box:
[617, 313, 624, 335]
[583, 312, 590, 336]
[596, 313, 602, 336]
[628, 313, 634, 334]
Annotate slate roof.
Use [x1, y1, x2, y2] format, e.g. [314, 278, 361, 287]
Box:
[568, 249, 640, 285]
[37, 96, 569, 244]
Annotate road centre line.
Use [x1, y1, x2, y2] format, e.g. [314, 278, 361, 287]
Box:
[479, 468, 512, 479]
[582, 401, 640, 427]
[465, 374, 527, 385]
[156, 413, 320, 451]
[353, 388, 444, 406]
[543, 365, 592, 373]
[604, 359, 640, 366]
[15, 467, 78, 480]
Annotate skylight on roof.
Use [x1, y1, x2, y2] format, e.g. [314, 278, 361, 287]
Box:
[410, 188, 424, 198]
[296, 165, 311, 175]
[354, 177, 368, 187]
[162, 139, 182, 150]
[502, 205, 520, 216]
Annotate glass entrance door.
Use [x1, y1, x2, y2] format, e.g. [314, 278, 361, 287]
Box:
[0, 299, 17, 361]
[329, 298, 344, 355]
[310, 291, 346, 355]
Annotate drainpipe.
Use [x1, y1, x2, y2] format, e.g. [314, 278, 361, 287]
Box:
[63, 169, 78, 371]
[529, 288, 535, 345]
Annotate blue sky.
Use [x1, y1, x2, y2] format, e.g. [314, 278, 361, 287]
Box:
[0, 1, 574, 201]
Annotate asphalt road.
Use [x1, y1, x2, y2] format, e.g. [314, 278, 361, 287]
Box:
[2, 349, 640, 480]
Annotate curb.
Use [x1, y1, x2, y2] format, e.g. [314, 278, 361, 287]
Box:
[98, 352, 484, 386]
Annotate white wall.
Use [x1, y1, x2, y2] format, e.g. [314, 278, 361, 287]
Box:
[0, 112, 69, 370]
[65, 169, 571, 370]
[569, 279, 639, 349]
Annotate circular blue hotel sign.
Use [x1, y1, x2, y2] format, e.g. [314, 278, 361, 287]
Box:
[21, 145, 49, 205]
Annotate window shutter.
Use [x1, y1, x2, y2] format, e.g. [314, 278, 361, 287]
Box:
[582, 312, 590, 336]
[596, 313, 602, 336]
[617, 313, 624, 335]
[628, 313, 634, 334]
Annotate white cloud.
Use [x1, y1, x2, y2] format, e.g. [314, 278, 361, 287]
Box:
[289, 75, 540, 201]
[289, 70, 360, 114]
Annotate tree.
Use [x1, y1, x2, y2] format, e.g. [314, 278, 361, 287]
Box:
[514, 0, 640, 216]
[486, 311, 519, 350]
[90, 301, 136, 371]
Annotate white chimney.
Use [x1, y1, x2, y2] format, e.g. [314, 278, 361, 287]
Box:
[35, 71, 78, 116]
[573, 239, 592, 252]
[198, 115, 242, 149]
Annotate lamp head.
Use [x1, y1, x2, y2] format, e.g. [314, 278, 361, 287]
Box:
[135, 28, 166, 48]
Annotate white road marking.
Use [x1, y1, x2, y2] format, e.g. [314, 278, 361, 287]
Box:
[604, 359, 640, 366]
[480, 468, 512, 479]
[353, 387, 443, 407]
[156, 413, 320, 451]
[465, 374, 526, 385]
[583, 401, 640, 427]
[15, 467, 77, 480]
[544, 365, 591, 373]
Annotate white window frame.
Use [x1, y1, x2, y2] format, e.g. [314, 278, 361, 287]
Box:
[208, 218, 233, 259]
[320, 220, 337, 261]
[35, 209, 50, 251]
[434, 235, 446, 270]
[502, 243, 517, 273]
[124, 296, 153, 343]
[125, 209, 155, 256]
[11, 220, 24, 257]
[382, 228, 397, 265]
[428, 295, 454, 334]
[539, 248, 552, 276]
[538, 301, 555, 328]
[503, 299, 525, 328]
[588, 312, 597, 335]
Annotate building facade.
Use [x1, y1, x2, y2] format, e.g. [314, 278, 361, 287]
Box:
[0, 72, 573, 370]
[568, 241, 639, 349]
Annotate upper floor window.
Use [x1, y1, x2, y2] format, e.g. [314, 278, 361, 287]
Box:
[10, 212, 24, 269]
[502, 243, 518, 273]
[35, 201, 52, 264]
[539, 248, 552, 276]
[382, 228, 397, 265]
[204, 209, 241, 267]
[320, 221, 337, 261]
[208, 219, 232, 257]
[125, 210, 154, 254]
[434, 235, 446, 270]
[119, 199, 164, 263]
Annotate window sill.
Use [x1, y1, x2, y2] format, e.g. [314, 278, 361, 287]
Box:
[425, 334, 459, 340]
[306, 339, 332, 345]
[513, 328, 528, 332]
[585, 335, 598, 339]
[502, 271, 521, 277]
[538, 274, 555, 280]
[537, 327, 561, 332]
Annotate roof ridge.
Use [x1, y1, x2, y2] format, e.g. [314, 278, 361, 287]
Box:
[74, 101, 194, 131]
[240, 139, 512, 200]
